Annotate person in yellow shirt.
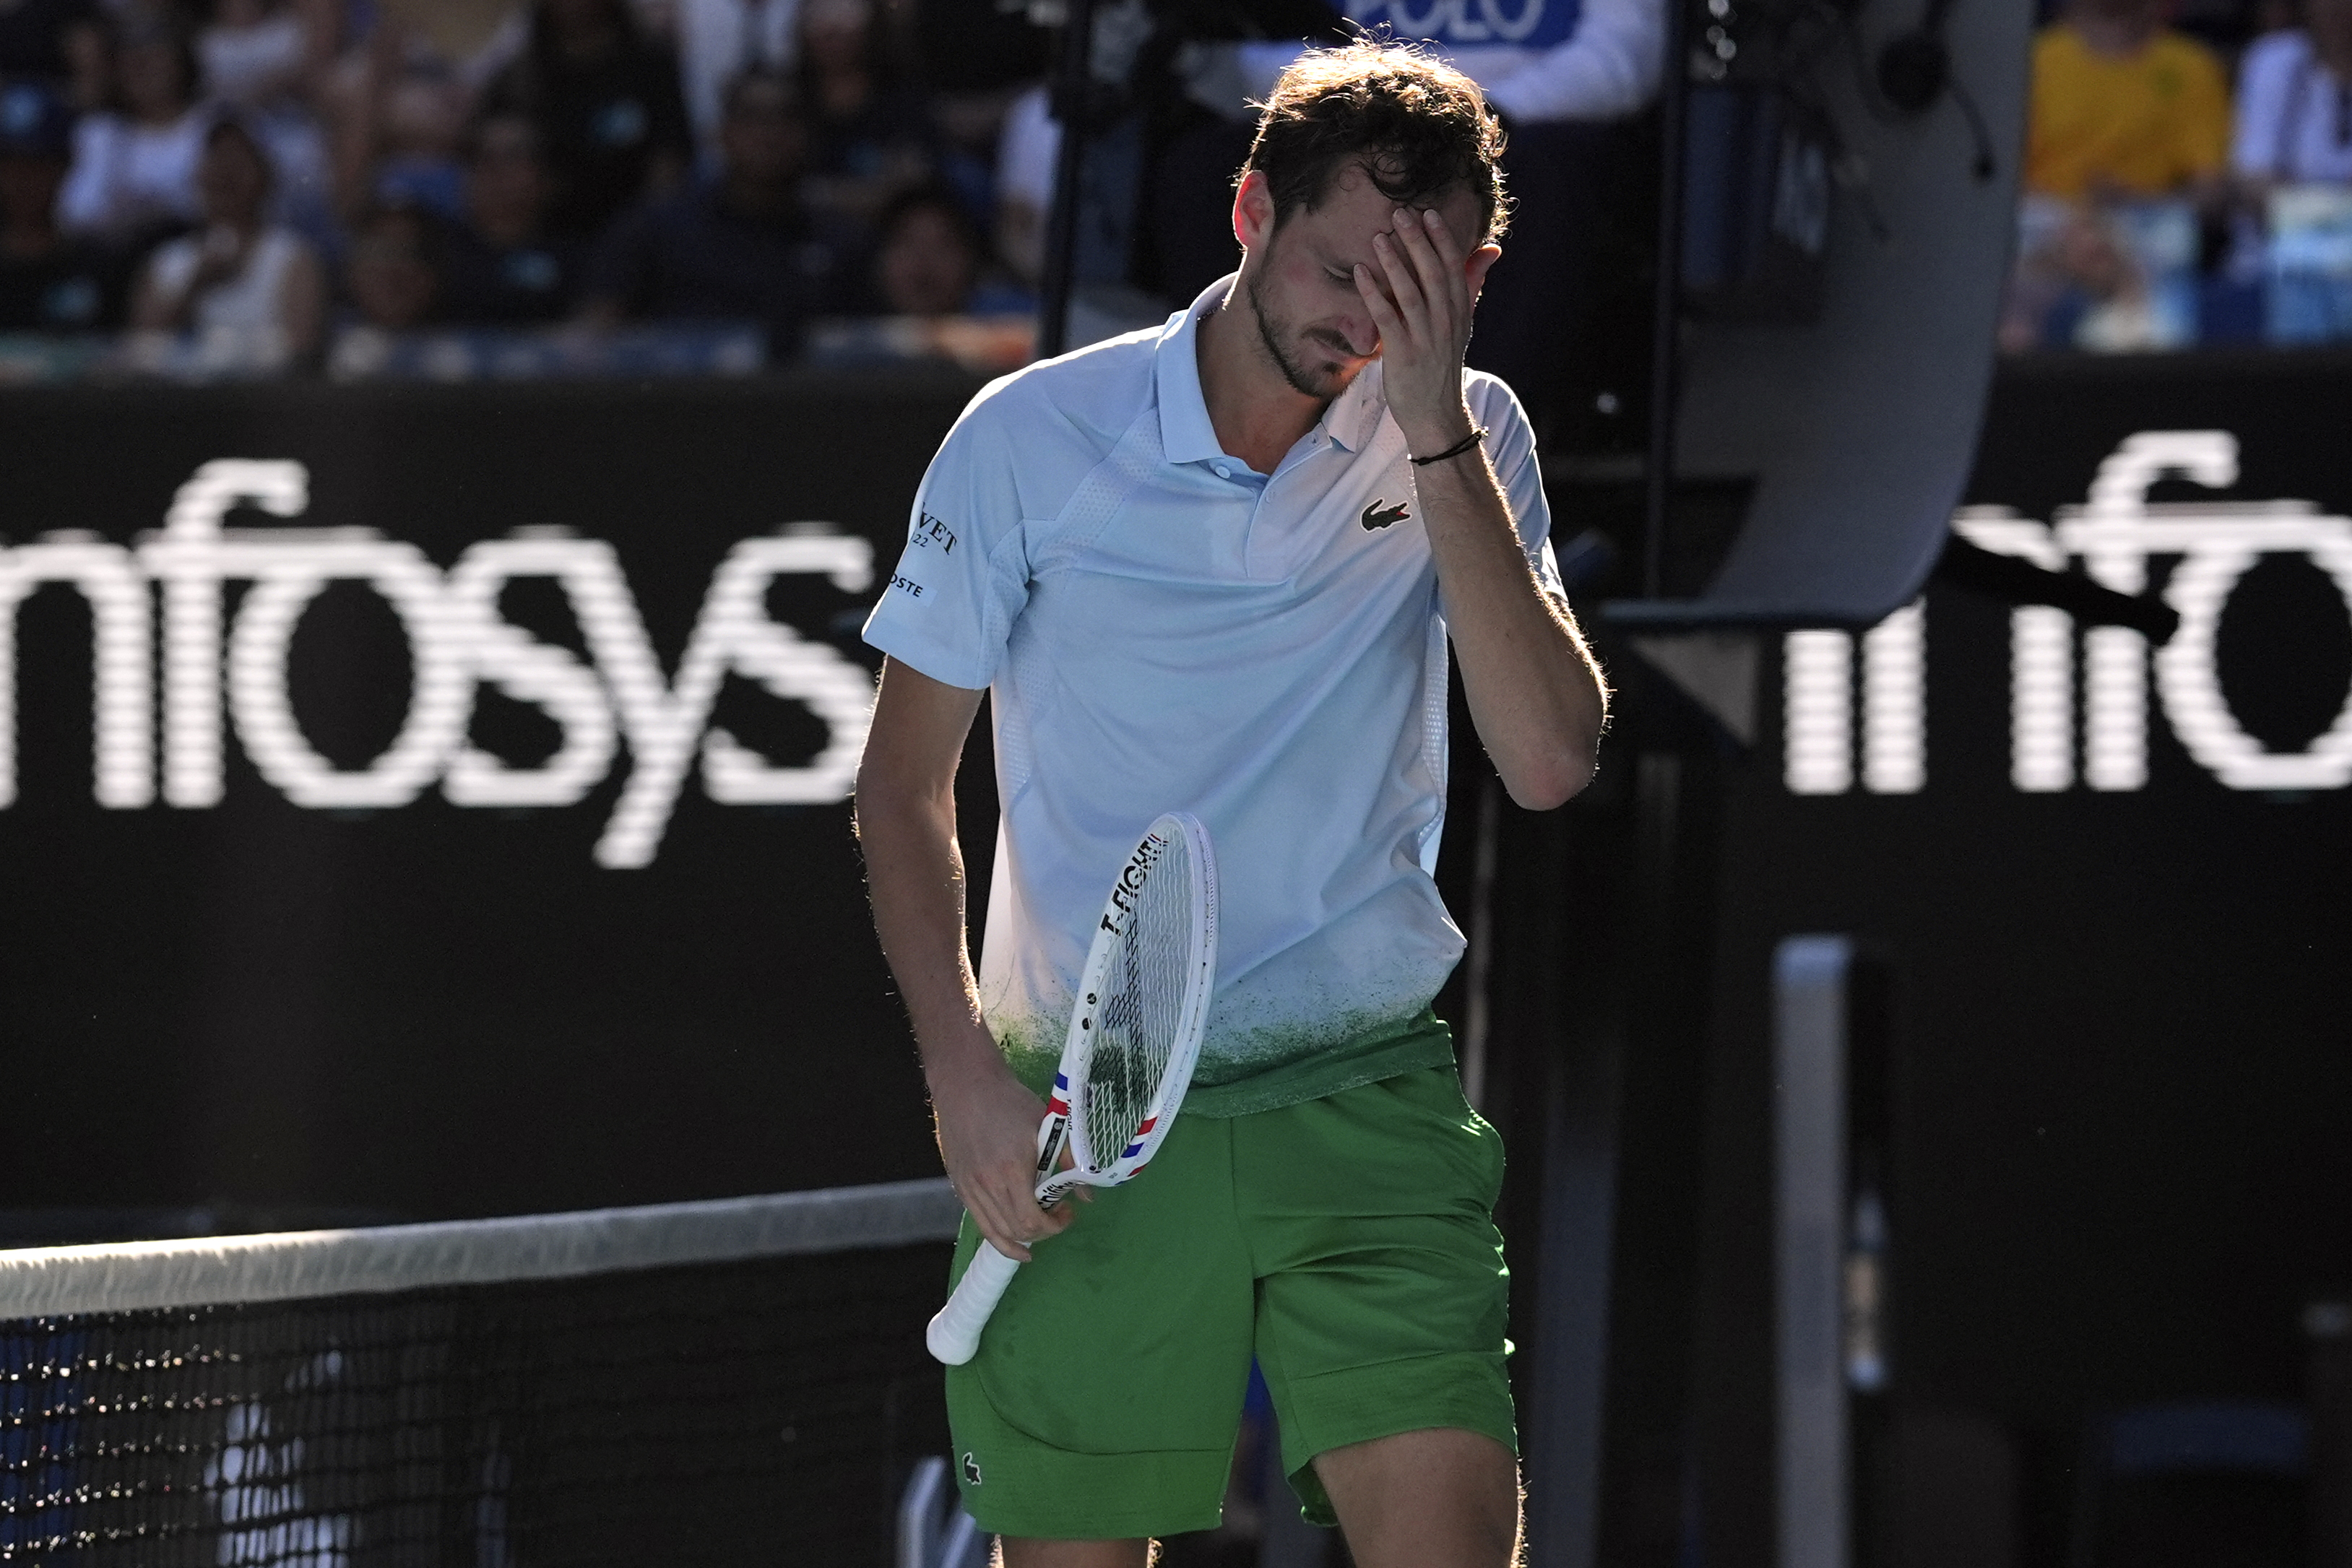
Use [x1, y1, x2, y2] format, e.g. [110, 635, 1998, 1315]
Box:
[2028, 0, 2232, 201]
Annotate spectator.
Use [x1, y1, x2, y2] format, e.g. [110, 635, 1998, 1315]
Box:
[57, 17, 208, 242]
[673, 0, 799, 155]
[197, 0, 322, 110]
[796, 0, 934, 235]
[0, 0, 103, 111]
[442, 110, 578, 320]
[990, 78, 1050, 286]
[481, 0, 692, 239]
[865, 181, 1026, 316]
[869, 183, 974, 314]
[0, 77, 124, 328]
[131, 116, 324, 365]
[368, 57, 470, 217]
[2025, 0, 2231, 202]
[320, 20, 480, 224]
[199, 0, 341, 241]
[2232, 0, 2352, 190]
[579, 66, 845, 350]
[2002, 200, 2179, 350]
[341, 199, 443, 326]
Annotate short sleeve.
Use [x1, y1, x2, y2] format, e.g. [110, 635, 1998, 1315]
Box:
[1471, 374, 1565, 600]
[861, 390, 1033, 690]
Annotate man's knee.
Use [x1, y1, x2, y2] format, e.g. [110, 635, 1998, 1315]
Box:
[1312, 1427, 1521, 1565]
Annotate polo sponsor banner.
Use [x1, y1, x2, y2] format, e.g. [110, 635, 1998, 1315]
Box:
[1343, 0, 1583, 49]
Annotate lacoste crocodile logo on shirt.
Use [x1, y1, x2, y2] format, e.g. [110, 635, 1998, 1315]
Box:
[962, 1452, 983, 1485]
[1361, 499, 1409, 531]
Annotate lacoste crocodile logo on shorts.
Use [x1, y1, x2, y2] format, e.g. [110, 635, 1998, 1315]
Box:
[962, 1452, 983, 1485]
[1361, 498, 1409, 531]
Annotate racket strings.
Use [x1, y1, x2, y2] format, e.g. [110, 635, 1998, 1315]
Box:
[1079, 833, 1193, 1163]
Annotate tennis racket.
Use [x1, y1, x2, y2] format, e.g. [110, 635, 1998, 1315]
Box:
[925, 811, 1219, 1366]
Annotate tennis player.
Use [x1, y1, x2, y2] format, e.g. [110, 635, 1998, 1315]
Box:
[857, 38, 1609, 1568]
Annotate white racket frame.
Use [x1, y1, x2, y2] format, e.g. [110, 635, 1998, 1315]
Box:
[926, 812, 1217, 1366]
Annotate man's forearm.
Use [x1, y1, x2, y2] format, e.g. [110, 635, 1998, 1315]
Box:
[856, 661, 1067, 1257]
[1415, 448, 1608, 809]
[855, 780, 1004, 1086]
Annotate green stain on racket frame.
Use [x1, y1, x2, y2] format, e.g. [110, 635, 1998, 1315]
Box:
[925, 812, 1219, 1366]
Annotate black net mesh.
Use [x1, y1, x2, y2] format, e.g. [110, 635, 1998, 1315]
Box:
[0, 1241, 951, 1566]
[1081, 829, 1196, 1163]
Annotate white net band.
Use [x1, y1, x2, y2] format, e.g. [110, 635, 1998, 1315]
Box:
[0, 1177, 959, 1319]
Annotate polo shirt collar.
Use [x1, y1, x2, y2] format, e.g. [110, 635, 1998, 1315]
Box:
[1153, 274, 1389, 467]
[1154, 278, 1230, 467]
[1326, 358, 1385, 454]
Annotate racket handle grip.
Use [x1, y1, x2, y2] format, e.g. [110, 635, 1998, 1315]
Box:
[927, 1240, 1023, 1366]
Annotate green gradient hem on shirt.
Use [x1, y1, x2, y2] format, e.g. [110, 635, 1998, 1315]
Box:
[1180, 1010, 1456, 1117]
[994, 1009, 1456, 1117]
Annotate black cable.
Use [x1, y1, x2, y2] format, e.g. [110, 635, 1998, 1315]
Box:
[1933, 534, 2179, 638]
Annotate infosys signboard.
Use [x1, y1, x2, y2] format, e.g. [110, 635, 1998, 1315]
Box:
[1780, 425, 2352, 802]
[0, 362, 2345, 1224]
[0, 378, 972, 1221]
[4, 459, 878, 869]
[1709, 359, 2352, 1445]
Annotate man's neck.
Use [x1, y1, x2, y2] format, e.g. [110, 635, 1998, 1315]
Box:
[1196, 287, 1330, 476]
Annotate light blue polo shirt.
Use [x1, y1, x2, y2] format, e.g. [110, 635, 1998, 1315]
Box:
[864, 277, 1562, 1115]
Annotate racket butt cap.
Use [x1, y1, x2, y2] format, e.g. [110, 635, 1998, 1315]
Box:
[927, 1313, 979, 1365]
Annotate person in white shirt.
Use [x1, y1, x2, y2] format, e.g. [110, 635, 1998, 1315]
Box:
[2233, 0, 2352, 190]
[859, 38, 1606, 1568]
[131, 116, 324, 371]
[199, 0, 317, 108]
[990, 80, 1052, 286]
[58, 20, 209, 241]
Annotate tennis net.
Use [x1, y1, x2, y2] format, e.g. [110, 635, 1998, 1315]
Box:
[0, 1179, 961, 1566]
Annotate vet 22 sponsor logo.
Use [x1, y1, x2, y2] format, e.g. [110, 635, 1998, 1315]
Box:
[0, 459, 878, 867]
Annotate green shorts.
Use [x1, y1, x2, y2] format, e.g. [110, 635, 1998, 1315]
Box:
[943, 1064, 1515, 1540]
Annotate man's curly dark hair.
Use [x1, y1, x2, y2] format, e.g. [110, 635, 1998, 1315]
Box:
[1241, 38, 1512, 245]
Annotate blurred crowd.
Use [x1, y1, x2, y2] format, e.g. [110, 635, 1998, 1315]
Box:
[0, 0, 1669, 383]
[13, 0, 2352, 379]
[0, 0, 1045, 376]
[2008, 0, 2352, 350]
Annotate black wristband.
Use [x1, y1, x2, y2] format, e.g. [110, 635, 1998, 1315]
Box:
[1409, 425, 1490, 467]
